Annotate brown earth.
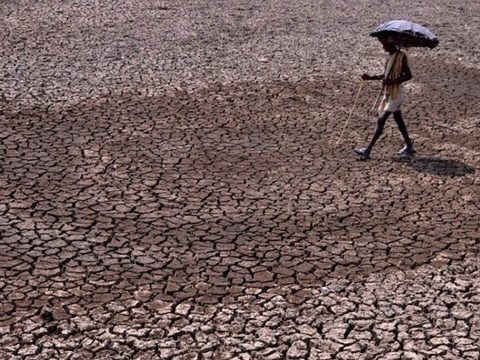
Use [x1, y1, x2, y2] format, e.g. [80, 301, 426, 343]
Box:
[1, 1, 479, 359]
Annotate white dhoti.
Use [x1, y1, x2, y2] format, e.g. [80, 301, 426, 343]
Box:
[378, 83, 405, 115]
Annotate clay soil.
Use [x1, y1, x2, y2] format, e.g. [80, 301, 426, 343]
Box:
[1, 1, 479, 359]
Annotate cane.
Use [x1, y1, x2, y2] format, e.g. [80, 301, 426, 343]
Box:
[334, 80, 364, 146]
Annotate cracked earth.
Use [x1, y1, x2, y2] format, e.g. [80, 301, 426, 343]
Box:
[1, 0, 480, 359]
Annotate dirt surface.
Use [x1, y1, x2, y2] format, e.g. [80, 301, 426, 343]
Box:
[1, 1, 480, 359]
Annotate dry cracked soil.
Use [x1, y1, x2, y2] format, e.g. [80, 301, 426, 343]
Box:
[1, 1, 480, 359]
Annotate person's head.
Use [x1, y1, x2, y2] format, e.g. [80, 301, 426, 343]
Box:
[380, 37, 398, 53]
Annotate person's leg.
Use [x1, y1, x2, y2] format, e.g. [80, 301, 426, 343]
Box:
[393, 111, 415, 155]
[367, 111, 391, 149]
[355, 111, 391, 158]
[393, 111, 413, 148]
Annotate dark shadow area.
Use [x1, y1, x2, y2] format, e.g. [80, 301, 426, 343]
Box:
[393, 155, 475, 176]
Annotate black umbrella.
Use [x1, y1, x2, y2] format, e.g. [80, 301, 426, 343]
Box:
[370, 20, 439, 49]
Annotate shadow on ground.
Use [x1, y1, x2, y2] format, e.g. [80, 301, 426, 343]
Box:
[394, 156, 475, 176]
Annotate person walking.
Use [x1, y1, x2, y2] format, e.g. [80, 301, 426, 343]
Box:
[355, 37, 415, 159]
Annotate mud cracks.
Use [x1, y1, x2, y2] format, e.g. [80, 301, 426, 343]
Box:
[1, 0, 480, 359]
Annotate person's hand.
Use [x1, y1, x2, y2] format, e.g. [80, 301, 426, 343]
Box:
[361, 73, 372, 81]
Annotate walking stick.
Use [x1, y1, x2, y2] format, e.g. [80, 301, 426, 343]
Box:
[334, 80, 363, 146]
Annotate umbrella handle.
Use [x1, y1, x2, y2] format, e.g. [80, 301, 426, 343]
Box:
[371, 86, 384, 113]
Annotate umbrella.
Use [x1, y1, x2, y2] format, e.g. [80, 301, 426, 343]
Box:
[370, 20, 439, 49]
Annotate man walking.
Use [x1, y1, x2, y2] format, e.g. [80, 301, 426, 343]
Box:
[355, 37, 415, 159]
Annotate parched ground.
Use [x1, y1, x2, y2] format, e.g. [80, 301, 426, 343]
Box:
[1, 1, 480, 359]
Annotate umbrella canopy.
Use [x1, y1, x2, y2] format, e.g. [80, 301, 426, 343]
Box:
[370, 20, 439, 49]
